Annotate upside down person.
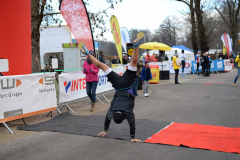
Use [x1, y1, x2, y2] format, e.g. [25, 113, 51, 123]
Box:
[79, 32, 145, 143]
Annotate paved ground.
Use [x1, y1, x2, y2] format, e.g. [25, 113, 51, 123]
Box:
[1, 70, 240, 160]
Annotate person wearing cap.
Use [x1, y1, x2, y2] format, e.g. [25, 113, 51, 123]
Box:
[172, 54, 181, 84]
[202, 53, 209, 76]
[99, 51, 105, 64]
[83, 51, 100, 112]
[180, 50, 186, 76]
[195, 51, 201, 75]
[141, 61, 152, 97]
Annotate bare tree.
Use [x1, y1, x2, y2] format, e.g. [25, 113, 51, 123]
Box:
[215, 0, 240, 52]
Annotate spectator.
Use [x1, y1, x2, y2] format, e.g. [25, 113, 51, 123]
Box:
[122, 54, 128, 64]
[145, 52, 150, 61]
[233, 54, 240, 86]
[165, 55, 169, 61]
[218, 51, 223, 59]
[112, 56, 118, 64]
[99, 51, 105, 64]
[180, 50, 186, 76]
[195, 51, 201, 76]
[141, 61, 152, 97]
[151, 54, 158, 62]
[202, 53, 209, 76]
[132, 59, 144, 97]
[172, 54, 181, 84]
[83, 51, 100, 112]
[151, 53, 155, 61]
[208, 55, 212, 76]
[142, 55, 146, 63]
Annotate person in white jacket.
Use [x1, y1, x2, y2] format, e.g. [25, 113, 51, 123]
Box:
[180, 50, 186, 76]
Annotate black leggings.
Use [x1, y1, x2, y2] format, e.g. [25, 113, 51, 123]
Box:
[182, 61, 185, 73]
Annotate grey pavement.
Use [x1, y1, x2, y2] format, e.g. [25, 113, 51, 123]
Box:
[1, 70, 240, 160]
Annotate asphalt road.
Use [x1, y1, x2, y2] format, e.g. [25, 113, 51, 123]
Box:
[1, 70, 240, 160]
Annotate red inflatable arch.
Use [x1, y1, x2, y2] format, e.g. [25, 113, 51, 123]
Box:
[0, 0, 31, 76]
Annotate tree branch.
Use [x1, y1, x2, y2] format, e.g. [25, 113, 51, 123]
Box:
[215, 7, 230, 27]
[176, 0, 190, 7]
[38, 0, 47, 27]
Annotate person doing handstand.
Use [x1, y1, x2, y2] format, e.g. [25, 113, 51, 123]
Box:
[79, 33, 144, 143]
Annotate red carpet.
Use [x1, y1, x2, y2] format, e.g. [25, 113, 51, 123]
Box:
[145, 122, 240, 154]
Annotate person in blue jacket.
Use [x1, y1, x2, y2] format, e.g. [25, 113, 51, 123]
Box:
[141, 61, 152, 97]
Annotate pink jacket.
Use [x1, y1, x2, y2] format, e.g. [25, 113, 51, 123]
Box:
[83, 61, 99, 82]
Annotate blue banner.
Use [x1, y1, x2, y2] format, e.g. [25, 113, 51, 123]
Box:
[192, 60, 224, 73]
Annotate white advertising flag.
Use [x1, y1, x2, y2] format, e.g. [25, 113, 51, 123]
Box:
[120, 27, 131, 52]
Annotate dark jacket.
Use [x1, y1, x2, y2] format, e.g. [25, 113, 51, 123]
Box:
[136, 61, 144, 77]
[104, 90, 135, 138]
[201, 56, 209, 68]
[112, 59, 118, 64]
[141, 66, 152, 81]
[99, 54, 105, 64]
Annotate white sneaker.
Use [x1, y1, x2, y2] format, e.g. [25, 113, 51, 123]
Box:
[146, 93, 149, 97]
[144, 94, 148, 97]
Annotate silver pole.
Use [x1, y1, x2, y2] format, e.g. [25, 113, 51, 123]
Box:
[2, 122, 13, 134]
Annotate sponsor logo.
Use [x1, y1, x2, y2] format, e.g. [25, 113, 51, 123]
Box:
[112, 21, 120, 44]
[0, 79, 22, 89]
[39, 76, 55, 85]
[63, 78, 86, 93]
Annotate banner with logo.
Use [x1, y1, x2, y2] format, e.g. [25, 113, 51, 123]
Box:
[215, 60, 224, 71]
[59, 68, 124, 103]
[192, 61, 216, 73]
[150, 62, 170, 71]
[120, 27, 131, 52]
[224, 59, 232, 71]
[110, 15, 122, 64]
[169, 61, 192, 74]
[60, 0, 95, 52]
[0, 73, 57, 123]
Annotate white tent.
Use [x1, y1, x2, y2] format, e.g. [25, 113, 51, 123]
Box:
[164, 48, 194, 62]
[142, 48, 194, 62]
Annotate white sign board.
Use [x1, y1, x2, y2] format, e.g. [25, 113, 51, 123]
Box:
[169, 61, 192, 74]
[224, 59, 232, 71]
[0, 73, 57, 122]
[0, 59, 9, 72]
[150, 62, 170, 71]
[52, 58, 58, 69]
[58, 67, 124, 103]
[217, 61, 223, 69]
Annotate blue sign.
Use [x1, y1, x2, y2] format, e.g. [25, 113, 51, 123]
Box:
[192, 60, 224, 73]
[95, 42, 98, 50]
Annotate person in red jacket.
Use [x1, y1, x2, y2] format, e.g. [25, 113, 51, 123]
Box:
[151, 54, 158, 62]
[83, 51, 100, 112]
[145, 52, 150, 61]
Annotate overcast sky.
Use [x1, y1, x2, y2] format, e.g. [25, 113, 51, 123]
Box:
[55, 0, 188, 41]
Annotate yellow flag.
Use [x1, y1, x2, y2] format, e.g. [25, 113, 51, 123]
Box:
[110, 15, 122, 64]
[223, 44, 227, 55]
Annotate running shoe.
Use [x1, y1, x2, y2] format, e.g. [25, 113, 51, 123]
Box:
[233, 83, 236, 87]
[133, 32, 145, 47]
[78, 42, 89, 55]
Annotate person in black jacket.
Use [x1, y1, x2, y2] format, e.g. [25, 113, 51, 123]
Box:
[99, 51, 105, 64]
[201, 53, 209, 76]
[90, 47, 141, 143]
[112, 56, 118, 64]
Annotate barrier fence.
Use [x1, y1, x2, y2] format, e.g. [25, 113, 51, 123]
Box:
[0, 73, 59, 134]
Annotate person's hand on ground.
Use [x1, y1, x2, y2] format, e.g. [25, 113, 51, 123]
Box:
[131, 138, 142, 143]
[98, 131, 107, 137]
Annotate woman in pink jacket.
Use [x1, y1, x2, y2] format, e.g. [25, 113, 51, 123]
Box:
[83, 51, 99, 112]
